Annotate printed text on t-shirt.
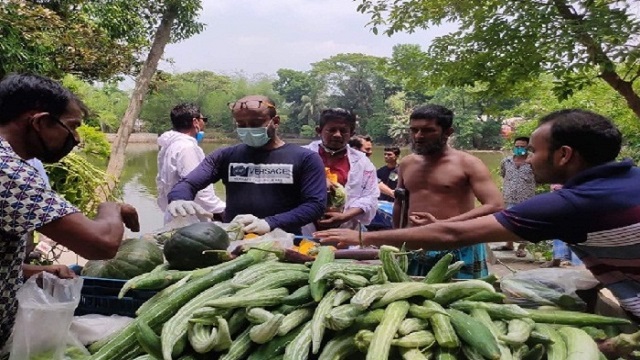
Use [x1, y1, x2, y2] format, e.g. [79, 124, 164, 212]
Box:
[228, 163, 294, 184]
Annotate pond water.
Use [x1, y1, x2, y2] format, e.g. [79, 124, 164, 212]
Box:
[118, 142, 506, 236]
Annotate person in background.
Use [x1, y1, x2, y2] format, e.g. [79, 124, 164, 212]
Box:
[156, 103, 225, 224]
[302, 109, 379, 235]
[314, 109, 640, 322]
[167, 95, 326, 236]
[0, 74, 139, 349]
[377, 146, 401, 202]
[541, 184, 583, 267]
[385, 104, 504, 278]
[494, 136, 536, 257]
[348, 135, 373, 157]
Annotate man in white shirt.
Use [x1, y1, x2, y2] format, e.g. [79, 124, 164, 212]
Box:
[156, 103, 225, 224]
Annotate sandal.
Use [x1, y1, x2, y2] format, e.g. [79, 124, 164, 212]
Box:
[515, 249, 527, 258]
[540, 259, 561, 268]
[491, 245, 514, 251]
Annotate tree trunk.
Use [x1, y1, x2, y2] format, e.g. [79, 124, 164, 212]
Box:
[553, 0, 640, 120]
[599, 70, 640, 120]
[102, 8, 177, 199]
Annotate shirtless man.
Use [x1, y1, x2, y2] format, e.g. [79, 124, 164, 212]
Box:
[393, 104, 504, 278]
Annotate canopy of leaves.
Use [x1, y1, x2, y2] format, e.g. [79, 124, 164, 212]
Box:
[62, 75, 130, 132]
[0, 0, 204, 81]
[357, 0, 640, 102]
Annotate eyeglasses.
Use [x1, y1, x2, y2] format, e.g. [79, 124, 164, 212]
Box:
[196, 116, 208, 123]
[227, 100, 275, 111]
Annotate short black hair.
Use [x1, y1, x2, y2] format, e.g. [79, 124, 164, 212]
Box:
[0, 73, 80, 125]
[410, 104, 454, 130]
[349, 135, 372, 150]
[171, 103, 200, 131]
[538, 109, 622, 166]
[384, 146, 401, 156]
[348, 137, 363, 149]
[318, 108, 356, 130]
[514, 136, 529, 144]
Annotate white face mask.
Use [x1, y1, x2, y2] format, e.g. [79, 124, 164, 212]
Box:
[236, 121, 272, 147]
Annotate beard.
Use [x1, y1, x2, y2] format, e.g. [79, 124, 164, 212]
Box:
[412, 136, 446, 156]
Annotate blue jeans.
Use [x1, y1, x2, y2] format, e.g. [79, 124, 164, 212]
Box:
[552, 240, 583, 265]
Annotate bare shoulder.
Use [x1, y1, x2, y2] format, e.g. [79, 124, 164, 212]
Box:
[455, 150, 484, 165]
[454, 150, 492, 174]
[399, 154, 421, 168]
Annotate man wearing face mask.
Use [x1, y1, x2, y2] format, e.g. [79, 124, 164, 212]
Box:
[156, 103, 225, 224]
[494, 136, 536, 257]
[167, 95, 326, 236]
[302, 109, 379, 235]
[0, 74, 139, 349]
[379, 104, 503, 278]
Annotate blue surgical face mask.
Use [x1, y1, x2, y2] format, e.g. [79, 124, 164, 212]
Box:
[513, 146, 527, 156]
[236, 121, 272, 147]
[195, 131, 205, 143]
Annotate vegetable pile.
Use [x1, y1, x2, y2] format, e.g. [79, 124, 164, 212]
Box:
[85, 243, 638, 360]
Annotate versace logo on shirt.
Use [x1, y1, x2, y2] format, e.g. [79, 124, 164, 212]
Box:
[228, 163, 294, 184]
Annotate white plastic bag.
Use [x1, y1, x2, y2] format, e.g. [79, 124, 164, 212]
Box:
[500, 268, 599, 310]
[70, 314, 134, 346]
[226, 228, 295, 253]
[9, 272, 87, 360]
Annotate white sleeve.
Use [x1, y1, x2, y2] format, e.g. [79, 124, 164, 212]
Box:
[346, 160, 380, 225]
[176, 146, 226, 214]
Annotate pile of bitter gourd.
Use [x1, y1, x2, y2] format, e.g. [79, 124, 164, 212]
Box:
[87, 242, 637, 360]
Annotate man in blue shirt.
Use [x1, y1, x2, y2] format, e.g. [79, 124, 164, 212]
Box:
[315, 109, 640, 320]
[168, 95, 326, 235]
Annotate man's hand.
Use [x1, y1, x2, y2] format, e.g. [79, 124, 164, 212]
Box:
[243, 218, 270, 235]
[168, 200, 213, 221]
[316, 211, 347, 228]
[409, 212, 438, 227]
[44, 264, 77, 279]
[120, 203, 140, 232]
[23, 264, 77, 279]
[313, 228, 360, 247]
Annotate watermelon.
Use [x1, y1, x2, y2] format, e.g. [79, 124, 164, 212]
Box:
[163, 222, 231, 270]
[81, 238, 164, 279]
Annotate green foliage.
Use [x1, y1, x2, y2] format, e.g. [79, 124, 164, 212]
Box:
[506, 76, 640, 162]
[0, 0, 205, 81]
[44, 153, 119, 217]
[300, 125, 317, 139]
[0, 0, 146, 81]
[77, 125, 111, 158]
[62, 75, 130, 132]
[356, 0, 640, 119]
[140, 71, 280, 135]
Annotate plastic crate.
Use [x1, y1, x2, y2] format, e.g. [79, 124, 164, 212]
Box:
[75, 276, 158, 317]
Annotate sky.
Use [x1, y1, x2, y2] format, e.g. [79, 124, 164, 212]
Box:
[158, 0, 456, 77]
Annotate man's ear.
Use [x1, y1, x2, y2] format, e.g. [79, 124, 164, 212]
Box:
[445, 127, 454, 137]
[315, 126, 321, 135]
[558, 145, 574, 165]
[271, 115, 280, 127]
[29, 112, 48, 132]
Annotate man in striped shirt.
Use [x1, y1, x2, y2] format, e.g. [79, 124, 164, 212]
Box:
[315, 109, 640, 320]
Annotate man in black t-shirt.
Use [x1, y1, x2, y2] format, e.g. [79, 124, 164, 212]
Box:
[377, 146, 400, 201]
